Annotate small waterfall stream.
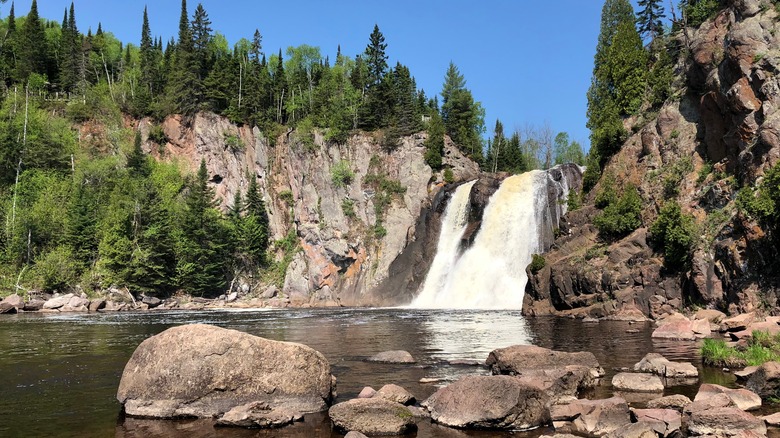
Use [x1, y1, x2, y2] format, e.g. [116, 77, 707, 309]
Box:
[411, 168, 577, 309]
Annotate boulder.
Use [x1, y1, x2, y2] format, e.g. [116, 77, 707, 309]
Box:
[3, 294, 24, 309]
[646, 394, 692, 411]
[605, 421, 657, 438]
[611, 373, 664, 392]
[141, 295, 162, 308]
[735, 365, 759, 381]
[345, 432, 369, 438]
[691, 318, 711, 338]
[631, 409, 682, 437]
[23, 299, 45, 311]
[761, 411, 780, 426]
[695, 383, 761, 411]
[651, 318, 696, 340]
[43, 293, 74, 310]
[633, 353, 698, 378]
[215, 401, 302, 428]
[687, 407, 766, 436]
[366, 350, 415, 364]
[550, 397, 631, 437]
[730, 320, 780, 341]
[328, 398, 416, 436]
[513, 365, 599, 400]
[116, 324, 335, 418]
[721, 312, 755, 332]
[746, 361, 780, 399]
[684, 393, 734, 415]
[486, 345, 605, 378]
[357, 387, 376, 399]
[422, 375, 549, 430]
[375, 384, 415, 405]
[694, 309, 727, 323]
[0, 301, 17, 314]
[88, 299, 106, 312]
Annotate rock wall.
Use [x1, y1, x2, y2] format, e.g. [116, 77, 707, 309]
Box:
[138, 114, 479, 306]
[525, 0, 780, 319]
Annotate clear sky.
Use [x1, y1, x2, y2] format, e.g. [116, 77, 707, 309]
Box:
[10, 0, 640, 150]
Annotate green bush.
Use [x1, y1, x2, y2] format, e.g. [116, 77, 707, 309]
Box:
[736, 164, 780, 227]
[685, 0, 724, 27]
[331, 160, 355, 188]
[224, 134, 244, 151]
[279, 190, 294, 207]
[148, 125, 167, 145]
[341, 198, 356, 218]
[594, 185, 642, 237]
[567, 188, 582, 211]
[443, 168, 454, 184]
[649, 201, 696, 269]
[662, 157, 693, 198]
[582, 153, 601, 194]
[529, 254, 546, 274]
[594, 174, 617, 209]
[33, 246, 79, 292]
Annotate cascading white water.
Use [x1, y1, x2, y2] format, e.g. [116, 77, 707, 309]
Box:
[412, 168, 575, 310]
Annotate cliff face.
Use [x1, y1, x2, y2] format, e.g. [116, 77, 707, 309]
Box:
[525, 0, 780, 319]
[138, 113, 479, 306]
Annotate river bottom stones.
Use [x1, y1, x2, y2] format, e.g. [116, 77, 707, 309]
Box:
[116, 324, 336, 419]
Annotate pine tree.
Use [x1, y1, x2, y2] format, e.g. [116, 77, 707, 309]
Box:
[166, 0, 200, 116]
[587, 0, 644, 166]
[424, 112, 445, 170]
[359, 25, 390, 129]
[15, 0, 48, 82]
[59, 3, 81, 93]
[127, 132, 149, 177]
[637, 0, 665, 40]
[440, 62, 485, 160]
[1, 2, 17, 86]
[243, 177, 269, 265]
[391, 63, 420, 136]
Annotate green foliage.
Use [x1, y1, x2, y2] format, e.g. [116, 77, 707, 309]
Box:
[697, 161, 713, 184]
[637, 0, 666, 39]
[594, 184, 643, 237]
[424, 112, 445, 170]
[279, 190, 294, 207]
[443, 168, 455, 184]
[585, 244, 608, 260]
[373, 224, 387, 239]
[331, 160, 355, 188]
[441, 62, 485, 160]
[263, 229, 299, 288]
[595, 174, 618, 209]
[683, 0, 724, 27]
[341, 198, 356, 218]
[529, 254, 546, 274]
[553, 132, 586, 166]
[32, 245, 79, 292]
[567, 189, 582, 211]
[582, 153, 602, 194]
[701, 331, 780, 368]
[148, 125, 167, 145]
[224, 133, 245, 151]
[662, 157, 693, 198]
[647, 40, 675, 107]
[649, 201, 696, 269]
[736, 164, 780, 229]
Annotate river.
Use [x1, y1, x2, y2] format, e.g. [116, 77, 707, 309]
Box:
[0, 308, 722, 437]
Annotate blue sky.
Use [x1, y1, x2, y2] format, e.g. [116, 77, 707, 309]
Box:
[12, 0, 638, 149]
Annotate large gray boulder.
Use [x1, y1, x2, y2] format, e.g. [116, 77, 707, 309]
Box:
[486, 345, 605, 378]
[116, 324, 335, 418]
[43, 293, 74, 310]
[0, 301, 17, 314]
[631, 408, 681, 437]
[2, 294, 24, 310]
[422, 375, 549, 430]
[328, 398, 416, 436]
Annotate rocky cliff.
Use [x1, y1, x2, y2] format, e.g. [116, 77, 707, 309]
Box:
[138, 113, 479, 306]
[525, 0, 780, 319]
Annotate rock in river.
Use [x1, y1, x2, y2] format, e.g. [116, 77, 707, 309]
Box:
[328, 398, 416, 436]
[366, 350, 416, 364]
[116, 324, 335, 418]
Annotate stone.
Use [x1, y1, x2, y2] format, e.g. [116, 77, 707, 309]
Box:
[141, 295, 162, 308]
[694, 309, 727, 323]
[23, 299, 45, 311]
[260, 285, 278, 299]
[486, 344, 605, 378]
[733, 0, 762, 17]
[631, 409, 682, 437]
[735, 365, 759, 381]
[722, 312, 756, 332]
[328, 398, 416, 436]
[691, 318, 712, 338]
[695, 383, 761, 411]
[687, 407, 766, 437]
[357, 387, 376, 399]
[375, 384, 415, 405]
[730, 320, 780, 341]
[633, 353, 698, 378]
[366, 350, 415, 364]
[747, 361, 780, 399]
[611, 373, 664, 392]
[43, 293, 74, 310]
[215, 401, 302, 428]
[605, 421, 657, 438]
[88, 299, 106, 312]
[344, 432, 369, 438]
[646, 394, 692, 411]
[226, 292, 238, 303]
[3, 294, 24, 309]
[422, 375, 549, 430]
[761, 411, 780, 426]
[513, 365, 599, 400]
[0, 301, 17, 314]
[116, 324, 335, 418]
[550, 397, 631, 437]
[684, 393, 734, 415]
[651, 318, 696, 340]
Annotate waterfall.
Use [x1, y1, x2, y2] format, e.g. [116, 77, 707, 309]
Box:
[411, 167, 578, 309]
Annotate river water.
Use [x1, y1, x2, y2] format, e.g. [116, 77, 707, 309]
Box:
[0, 308, 723, 437]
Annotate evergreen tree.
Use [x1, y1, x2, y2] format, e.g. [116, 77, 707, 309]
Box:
[127, 132, 148, 177]
[165, 0, 200, 116]
[59, 3, 81, 93]
[424, 112, 445, 170]
[136, 6, 155, 114]
[359, 25, 390, 129]
[587, 0, 644, 166]
[0, 2, 17, 86]
[440, 62, 485, 161]
[637, 0, 665, 40]
[391, 63, 421, 136]
[243, 178, 269, 265]
[15, 0, 48, 82]
[127, 182, 177, 294]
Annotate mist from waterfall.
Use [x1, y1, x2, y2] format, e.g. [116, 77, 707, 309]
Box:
[411, 169, 571, 309]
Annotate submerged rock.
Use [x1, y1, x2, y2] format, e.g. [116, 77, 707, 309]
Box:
[486, 345, 604, 378]
[215, 401, 302, 428]
[116, 324, 335, 418]
[328, 398, 416, 436]
[366, 350, 416, 364]
[634, 353, 698, 378]
[422, 375, 549, 430]
[611, 373, 664, 392]
[375, 384, 415, 406]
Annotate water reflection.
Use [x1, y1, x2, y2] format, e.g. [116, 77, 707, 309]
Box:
[0, 309, 735, 438]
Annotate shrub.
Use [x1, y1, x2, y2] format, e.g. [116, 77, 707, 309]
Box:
[594, 185, 642, 237]
[341, 198, 356, 218]
[224, 133, 244, 151]
[594, 174, 617, 209]
[662, 157, 693, 198]
[684, 0, 724, 27]
[649, 201, 696, 269]
[567, 188, 582, 211]
[33, 246, 79, 292]
[529, 254, 546, 274]
[331, 160, 355, 188]
[443, 168, 454, 184]
[279, 190, 294, 207]
[582, 153, 601, 194]
[148, 125, 167, 145]
[736, 164, 780, 228]
[373, 224, 387, 239]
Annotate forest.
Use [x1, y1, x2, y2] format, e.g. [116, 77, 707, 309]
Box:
[0, 0, 586, 298]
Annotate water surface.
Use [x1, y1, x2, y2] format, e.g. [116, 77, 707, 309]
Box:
[0, 309, 717, 437]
